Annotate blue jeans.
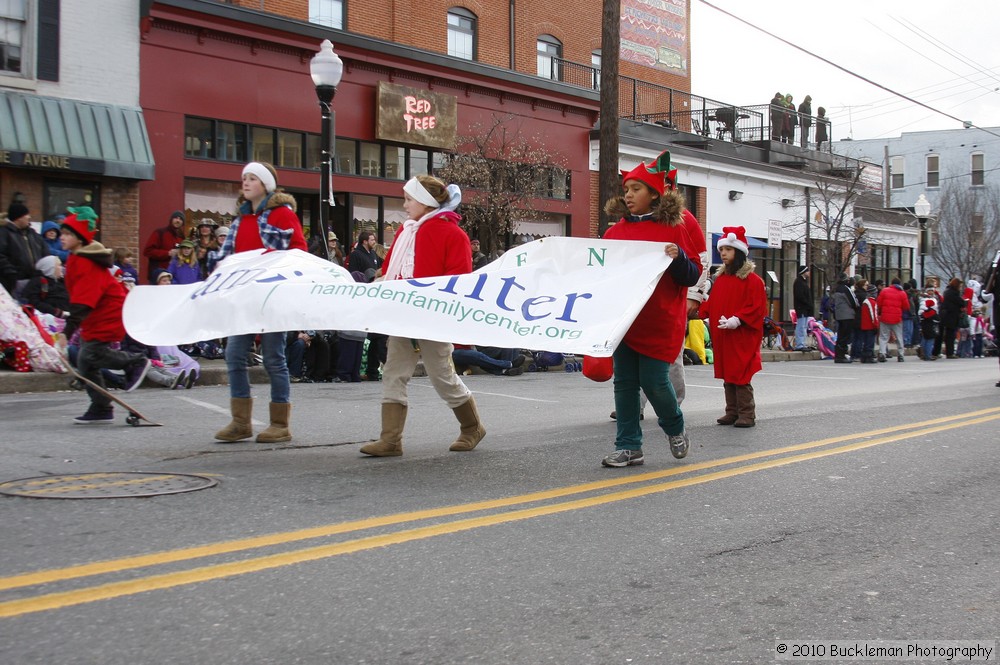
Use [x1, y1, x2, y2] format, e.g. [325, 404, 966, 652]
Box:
[452, 348, 512, 375]
[225, 331, 289, 402]
[794, 314, 809, 349]
[902, 318, 914, 346]
[855, 329, 876, 361]
[612, 343, 684, 450]
[921, 336, 935, 359]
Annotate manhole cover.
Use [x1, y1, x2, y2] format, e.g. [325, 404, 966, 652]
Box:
[0, 472, 218, 499]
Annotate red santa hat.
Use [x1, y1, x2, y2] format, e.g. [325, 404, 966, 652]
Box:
[620, 150, 678, 195]
[717, 226, 749, 255]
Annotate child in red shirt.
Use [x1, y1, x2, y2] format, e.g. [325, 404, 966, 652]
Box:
[61, 207, 151, 424]
[600, 151, 701, 467]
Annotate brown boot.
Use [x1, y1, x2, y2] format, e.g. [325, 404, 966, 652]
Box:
[716, 382, 738, 425]
[734, 384, 756, 428]
[256, 402, 292, 443]
[215, 397, 253, 442]
[449, 396, 486, 451]
[360, 403, 407, 456]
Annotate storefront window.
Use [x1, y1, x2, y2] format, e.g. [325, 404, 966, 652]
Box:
[216, 122, 246, 162]
[409, 149, 428, 178]
[44, 181, 100, 225]
[360, 142, 382, 177]
[385, 146, 405, 181]
[252, 127, 275, 164]
[333, 138, 356, 174]
[185, 117, 213, 158]
[306, 134, 321, 170]
[277, 130, 304, 168]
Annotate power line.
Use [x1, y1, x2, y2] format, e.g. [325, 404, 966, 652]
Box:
[895, 17, 1000, 87]
[696, 0, 1000, 140]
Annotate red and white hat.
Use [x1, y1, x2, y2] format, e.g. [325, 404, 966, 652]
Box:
[717, 226, 749, 255]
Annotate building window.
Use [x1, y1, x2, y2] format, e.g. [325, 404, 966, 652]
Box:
[408, 149, 428, 179]
[335, 138, 357, 174]
[308, 0, 343, 29]
[252, 127, 276, 164]
[277, 130, 304, 168]
[591, 50, 601, 90]
[447, 8, 476, 61]
[537, 35, 562, 81]
[926, 154, 939, 188]
[0, 0, 25, 74]
[360, 142, 382, 177]
[890, 156, 904, 189]
[972, 152, 984, 186]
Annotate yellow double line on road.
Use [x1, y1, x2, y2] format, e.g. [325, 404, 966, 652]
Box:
[2, 407, 998, 618]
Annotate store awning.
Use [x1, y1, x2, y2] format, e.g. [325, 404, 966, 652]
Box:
[0, 91, 155, 180]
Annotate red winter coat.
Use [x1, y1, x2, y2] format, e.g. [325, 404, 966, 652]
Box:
[605, 217, 701, 362]
[699, 261, 767, 384]
[143, 224, 185, 281]
[860, 297, 879, 331]
[875, 284, 910, 324]
[65, 253, 127, 343]
[383, 211, 472, 279]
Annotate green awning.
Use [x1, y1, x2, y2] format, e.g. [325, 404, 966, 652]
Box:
[0, 91, 155, 180]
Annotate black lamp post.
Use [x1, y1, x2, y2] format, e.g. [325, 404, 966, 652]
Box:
[915, 193, 931, 287]
[310, 39, 344, 262]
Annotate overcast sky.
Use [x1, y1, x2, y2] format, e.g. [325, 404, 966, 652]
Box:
[689, 0, 1000, 141]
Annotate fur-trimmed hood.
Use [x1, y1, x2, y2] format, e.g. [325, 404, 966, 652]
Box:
[236, 191, 298, 215]
[604, 189, 685, 226]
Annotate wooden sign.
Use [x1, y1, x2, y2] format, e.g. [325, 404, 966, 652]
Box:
[376, 82, 457, 150]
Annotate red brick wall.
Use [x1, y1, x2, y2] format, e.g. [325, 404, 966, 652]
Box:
[239, 0, 691, 94]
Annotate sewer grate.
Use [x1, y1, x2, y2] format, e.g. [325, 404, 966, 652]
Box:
[0, 472, 218, 499]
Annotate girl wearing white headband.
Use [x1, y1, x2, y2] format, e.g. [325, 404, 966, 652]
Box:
[213, 161, 308, 446]
[361, 174, 487, 457]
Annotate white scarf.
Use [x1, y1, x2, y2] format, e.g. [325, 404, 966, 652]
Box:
[382, 184, 462, 280]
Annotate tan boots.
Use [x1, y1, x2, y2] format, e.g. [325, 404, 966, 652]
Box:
[449, 396, 486, 451]
[360, 403, 407, 456]
[717, 383, 738, 425]
[214, 397, 254, 442]
[734, 384, 756, 428]
[214, 399, 292, 443]
[257, 402, 292, 443]
[360, 397, 486, 456]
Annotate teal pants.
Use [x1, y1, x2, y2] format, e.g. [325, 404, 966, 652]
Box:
[613, 343, 684, 450]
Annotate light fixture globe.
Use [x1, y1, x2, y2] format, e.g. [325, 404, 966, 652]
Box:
[310, 39, 344, 89]
[914, 193, 931, 218]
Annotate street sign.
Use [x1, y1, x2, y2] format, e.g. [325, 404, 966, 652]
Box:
[768, 219, 782, 248]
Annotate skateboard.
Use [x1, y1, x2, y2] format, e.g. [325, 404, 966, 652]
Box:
[58, 355, 163, 427]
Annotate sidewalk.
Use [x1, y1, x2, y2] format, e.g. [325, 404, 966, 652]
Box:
[0, 349, 842, 395]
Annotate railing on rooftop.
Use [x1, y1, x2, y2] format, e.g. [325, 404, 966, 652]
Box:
[552, 58, 832, 150]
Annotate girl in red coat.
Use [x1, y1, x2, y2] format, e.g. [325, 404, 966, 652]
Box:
[360, 174, 484, 457]
[600, 154, 702, 467]
[699, 227, 767, 427]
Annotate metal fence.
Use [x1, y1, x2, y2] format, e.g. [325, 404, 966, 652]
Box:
[552, 58, 831, 150]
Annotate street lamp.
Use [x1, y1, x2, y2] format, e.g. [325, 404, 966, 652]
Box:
[914, 193, 931, 287]
[310, 39, 344, 261]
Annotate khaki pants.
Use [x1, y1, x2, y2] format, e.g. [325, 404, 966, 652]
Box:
[382, 336, 470, 409]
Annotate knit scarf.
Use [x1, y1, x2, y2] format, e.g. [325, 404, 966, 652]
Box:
[382, 184, 462, 281]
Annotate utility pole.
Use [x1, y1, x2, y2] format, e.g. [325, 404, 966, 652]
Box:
[597, 0, 620, 238]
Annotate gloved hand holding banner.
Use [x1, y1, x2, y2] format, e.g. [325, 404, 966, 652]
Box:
[123, 237, 672, 357]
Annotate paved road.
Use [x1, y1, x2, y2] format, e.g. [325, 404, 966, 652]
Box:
[1, 358, 998, 664]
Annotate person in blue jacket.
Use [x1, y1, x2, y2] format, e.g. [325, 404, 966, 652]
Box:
[41, 220, 69, 262]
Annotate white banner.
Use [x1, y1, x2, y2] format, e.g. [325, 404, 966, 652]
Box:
[123, 238, 672, 357]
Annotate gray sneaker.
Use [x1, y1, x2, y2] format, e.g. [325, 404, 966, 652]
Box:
[668, 431, 689, 459]
[602, 448, 644, 467]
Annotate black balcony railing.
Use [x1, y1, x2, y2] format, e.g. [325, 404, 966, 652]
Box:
[553, 57, 832, 150]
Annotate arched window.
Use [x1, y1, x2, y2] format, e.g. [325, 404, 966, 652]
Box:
[308, 0, 343, 29]
[536, 35, 562, 81]
[591, 50, 601, 90]
[448, 8, 477, 61]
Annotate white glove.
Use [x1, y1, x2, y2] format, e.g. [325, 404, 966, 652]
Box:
[718, 315, 741, 330]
